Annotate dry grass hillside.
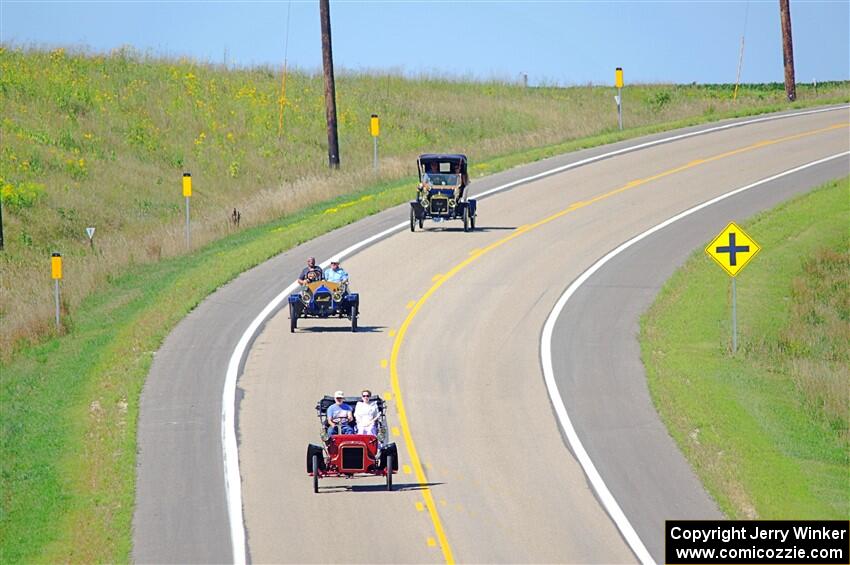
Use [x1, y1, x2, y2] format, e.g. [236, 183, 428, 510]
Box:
[1, 45, 847, 355]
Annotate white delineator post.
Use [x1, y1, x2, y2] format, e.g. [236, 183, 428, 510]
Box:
[183, 173, 192, 248]
[615, 67, 624, 130]
[370, 114, 380, 172]
[51, 252, 62, 329]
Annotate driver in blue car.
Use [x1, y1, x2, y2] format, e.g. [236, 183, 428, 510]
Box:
[297, 256, 323, 285]
[323, 258, 349, 284]
[327, 391, 355, 435]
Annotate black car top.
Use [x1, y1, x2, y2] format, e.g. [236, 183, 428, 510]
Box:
[418, 154, 468, 176]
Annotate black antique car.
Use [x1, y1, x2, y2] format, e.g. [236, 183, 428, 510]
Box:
[288, 279, 359, 332]
[410, 154, 477, 232]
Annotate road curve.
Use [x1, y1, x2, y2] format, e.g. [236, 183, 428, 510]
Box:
[238, 108, 848, 563]
[546, 152, 849, 562]
[132, 106, 849, 564]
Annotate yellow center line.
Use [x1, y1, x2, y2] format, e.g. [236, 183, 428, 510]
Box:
[389, 122, 847, 565]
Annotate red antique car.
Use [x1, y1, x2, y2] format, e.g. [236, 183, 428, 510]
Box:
[306, 395, 398, 493]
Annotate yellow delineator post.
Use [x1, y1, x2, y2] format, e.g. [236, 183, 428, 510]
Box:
[51, 252, 62, 328]
[183, 173, 192, 248]
[705, 222, 761, 354]
[615, 67, 624, 130]
[371, 114, 380, 172]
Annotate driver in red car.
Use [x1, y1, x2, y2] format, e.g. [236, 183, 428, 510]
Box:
[327, 391, 355, 435]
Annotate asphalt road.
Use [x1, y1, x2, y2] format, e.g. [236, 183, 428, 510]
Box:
[133, 106, 849, 564]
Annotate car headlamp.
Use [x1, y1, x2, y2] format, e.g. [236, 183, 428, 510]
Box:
[332, 290, 343, 301]
[448, 199, 456, 208]
[300, 290, 311, 304]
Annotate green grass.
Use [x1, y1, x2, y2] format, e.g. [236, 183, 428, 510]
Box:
[640, 177, 849, 520]
[1, 45, 848, 562]
[0, 179, 412, 563]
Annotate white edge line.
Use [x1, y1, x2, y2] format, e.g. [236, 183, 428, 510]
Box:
[222, 106, 848, 563]
[539, 151, 849, 565]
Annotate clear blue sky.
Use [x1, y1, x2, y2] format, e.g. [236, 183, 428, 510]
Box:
[1, 1, 848, 85]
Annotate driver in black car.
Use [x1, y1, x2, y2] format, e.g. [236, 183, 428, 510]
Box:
[297, 256, 324, 285]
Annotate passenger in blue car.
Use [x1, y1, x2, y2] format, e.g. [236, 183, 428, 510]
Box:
[327, 391, 355, 435]
[323, 258, 349, 283]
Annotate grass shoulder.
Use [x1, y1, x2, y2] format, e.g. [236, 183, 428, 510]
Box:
[640, 177, 849, 519]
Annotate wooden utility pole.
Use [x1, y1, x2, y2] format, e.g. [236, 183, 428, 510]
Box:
[779, 0, 796, 101]
[320, 0, 340, 168]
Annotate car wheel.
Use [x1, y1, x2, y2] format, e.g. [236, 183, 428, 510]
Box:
[409, 208, 416, 232]
[312, 454, 320, 493]
[351, 304, 358, 332]
[289, 303, 298, 333]
[470, 213, 476, 230]
[418, 217, 424, 229]
[386, 454, 393, 491]
[462, 206, 469, 232]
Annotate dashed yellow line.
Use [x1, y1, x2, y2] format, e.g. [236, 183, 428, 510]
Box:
[391, 426, 400, 437]
[389, 122, 847, 565]
[389, 329, 396, 337]
[415, 501, 425, 512]
[403, 464, 412, 475]
[380, 359, 388, 369]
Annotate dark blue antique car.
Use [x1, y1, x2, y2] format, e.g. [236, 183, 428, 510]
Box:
[410, 154, 477, 232]
[289, 279, 359, 332]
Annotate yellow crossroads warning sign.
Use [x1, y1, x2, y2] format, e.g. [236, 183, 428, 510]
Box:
[705, 222, 761, 277]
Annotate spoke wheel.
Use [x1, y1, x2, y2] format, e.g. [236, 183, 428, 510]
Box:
[386, 454, 393, 491]
[409, 208, 416, 232]
[312, 454, 320, 493]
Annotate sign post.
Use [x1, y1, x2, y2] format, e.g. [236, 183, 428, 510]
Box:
[51, 252, 62, 329]
[615, 67, 624, 130]
[182, 173, 192, 248]
[370, 114, 380, 172]
[705, 222, 761, 354]
[86, 226, 96, 250]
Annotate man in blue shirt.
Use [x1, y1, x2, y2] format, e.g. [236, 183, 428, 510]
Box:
[323, 258, 349, 284]
[326, 391, 355, 435]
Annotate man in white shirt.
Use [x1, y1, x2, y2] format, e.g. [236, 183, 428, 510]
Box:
[323, 258, 349, 284]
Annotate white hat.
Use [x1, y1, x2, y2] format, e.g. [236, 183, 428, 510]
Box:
[330, 257, 341, 264]
[334, 390, 344, 398]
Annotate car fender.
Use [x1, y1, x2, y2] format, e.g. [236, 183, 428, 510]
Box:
[380, 442, 399, 471]
[306, 443, 325, 473]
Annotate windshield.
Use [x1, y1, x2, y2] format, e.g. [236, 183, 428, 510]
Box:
[423, 173, 459, 186]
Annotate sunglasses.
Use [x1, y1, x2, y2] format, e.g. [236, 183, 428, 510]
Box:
[361, 393, 371, 397]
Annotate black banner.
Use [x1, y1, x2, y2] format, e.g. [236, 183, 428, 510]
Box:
[666, 520, 849, 564]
